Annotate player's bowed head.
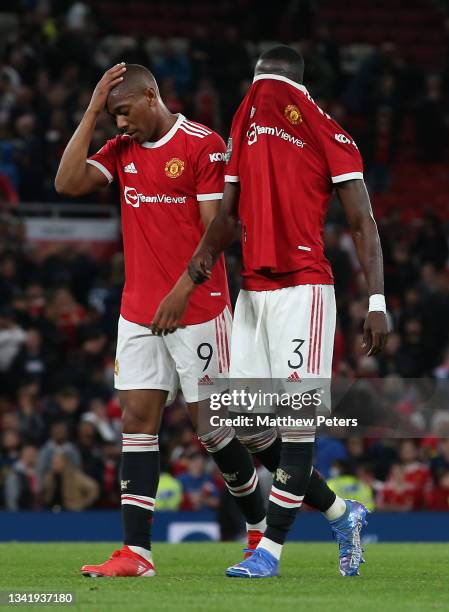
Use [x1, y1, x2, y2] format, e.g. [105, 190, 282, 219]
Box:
[106, 64, 175, 145]
[254, 45, 305, 84]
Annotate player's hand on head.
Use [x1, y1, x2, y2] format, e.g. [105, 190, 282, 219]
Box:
[151, 286, 190, 336]
[363, 311, 389, 356]
[87, 63, 127, 115]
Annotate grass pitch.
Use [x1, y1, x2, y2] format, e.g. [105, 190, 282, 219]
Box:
[0, 542, 447, 612]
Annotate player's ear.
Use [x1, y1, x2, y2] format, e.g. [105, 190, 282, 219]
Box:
[144, 87, 157, 106]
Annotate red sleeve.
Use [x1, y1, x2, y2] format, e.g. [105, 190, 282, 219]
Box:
[87, 138, 119, 183]
[193, 131, 226, 201]
[224, 99, 248, 184]
[317, 114, 364, 184]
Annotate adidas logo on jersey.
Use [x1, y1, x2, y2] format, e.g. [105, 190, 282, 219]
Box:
[286, 371, 301, 382]
[198, 374, 214, 385]
[124, 162, 138, 173]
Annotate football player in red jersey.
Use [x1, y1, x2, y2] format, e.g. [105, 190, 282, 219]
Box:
[153, 46, 389, 578]
[55, 63, 270, 577]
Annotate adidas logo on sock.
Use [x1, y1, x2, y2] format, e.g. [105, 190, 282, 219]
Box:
[198, 374, 214, 385]
[124, 162, 137, 173]
[286, 371, 301, 382]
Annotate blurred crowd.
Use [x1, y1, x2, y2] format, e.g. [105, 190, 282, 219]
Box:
[0, 1, 449, 521]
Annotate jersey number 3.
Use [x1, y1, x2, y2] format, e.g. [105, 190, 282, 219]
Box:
[288, 339, 305, 369]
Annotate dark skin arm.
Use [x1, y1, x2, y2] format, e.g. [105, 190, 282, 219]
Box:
[150, 186, 239, 334]
[55, 63, 126, 196]
[336, 179, 388, 355]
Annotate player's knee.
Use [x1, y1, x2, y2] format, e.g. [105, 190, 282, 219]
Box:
[120, 395, 161, 435]
[237, 427, 278, 453]
[199, 426, 235, 453]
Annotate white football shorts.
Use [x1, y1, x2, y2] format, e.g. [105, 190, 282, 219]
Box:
[230, 285, 336, 391]
[115, 307, 232, 403]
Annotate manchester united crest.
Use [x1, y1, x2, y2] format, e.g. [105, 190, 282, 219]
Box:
[284, 104, 302, 125]
[165, 158, 185, 179]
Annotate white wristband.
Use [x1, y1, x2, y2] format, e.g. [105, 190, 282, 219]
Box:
[369, 294, 386, 313]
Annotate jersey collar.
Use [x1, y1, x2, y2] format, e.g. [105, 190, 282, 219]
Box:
[140, 113, 185, 149]
[252, 73, 308, 94]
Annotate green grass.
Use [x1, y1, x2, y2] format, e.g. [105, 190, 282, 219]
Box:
[0, 543, 448, 612]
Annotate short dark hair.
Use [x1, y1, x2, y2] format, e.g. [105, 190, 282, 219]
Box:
[258, 45, 304, 82]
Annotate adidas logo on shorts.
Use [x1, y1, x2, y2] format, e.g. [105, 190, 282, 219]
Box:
[286, 371, 301, 382]
[198, 374, 214, 385]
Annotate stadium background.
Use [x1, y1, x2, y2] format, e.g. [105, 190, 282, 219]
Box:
[0, 0, 449, 542]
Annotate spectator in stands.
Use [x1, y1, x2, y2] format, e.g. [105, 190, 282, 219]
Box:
[42, 452, 99, 511]
[326, 460, 375, 511]
[415, 74, 446, 163]
[14, 113, 45, 202]
[399, 440, 431, 491]
[431, 438, 449, 481]
[76, 420, 104, 488]
[425, 470, 449, 510]
[41, 387, 81, 439]
[15, 382, 45, 446]
[81, 397, 118, 443]
[395, 318, 432, 377]
[9, 328, 49, 393]
[314, 436, 348, 479]
[153, 41, 192, 97]
[0, 172, 19, 207]
[99, 441, 121, 508]
[0, 306, 25, 364]
[4, 445, 39, 510]
[179, 452, 219, 511]
[45, 287, 87, 346]
[0, 429, 22, 471]
[156, 459, 182, 511]
[36, 421, 81, 486]
[377, 463, 419, 511]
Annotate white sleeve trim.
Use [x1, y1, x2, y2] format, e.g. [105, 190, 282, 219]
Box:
[331, 171, 363, 184]
[86, 159, 114, 183]
[225, 175, 240, 182]
[196, 192, 223, 202]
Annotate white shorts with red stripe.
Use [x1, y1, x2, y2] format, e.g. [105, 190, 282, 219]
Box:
[115, 306, 232, 403]
[230, 285, 335, 389]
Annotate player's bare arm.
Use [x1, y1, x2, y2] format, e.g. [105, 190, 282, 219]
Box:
[188, 181, 240, 284]
[54, 63, 126, 196]
[336, 179, 388, 356]
[151, 198, 226, 335]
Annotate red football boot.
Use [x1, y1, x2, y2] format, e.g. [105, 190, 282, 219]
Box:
[81, 546, 156, 577]
[244, 529, 264, 559]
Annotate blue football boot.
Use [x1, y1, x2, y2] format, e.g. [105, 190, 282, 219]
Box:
[330, 499, 369, 576]
[226, 548, 279, 578]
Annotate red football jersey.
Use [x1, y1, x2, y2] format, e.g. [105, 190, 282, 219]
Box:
[88, 114, 230, 325]
[225, 74, 364, 291]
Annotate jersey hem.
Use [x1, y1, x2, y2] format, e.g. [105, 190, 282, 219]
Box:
[120, 303, 228, 327]
[242, 275, 334, 291]
[224, 175, 240, 182]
